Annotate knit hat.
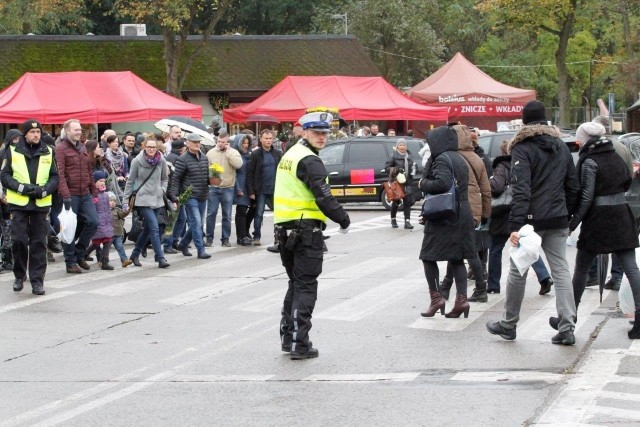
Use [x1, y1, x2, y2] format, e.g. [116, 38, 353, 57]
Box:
[93, 170, 108, 181]
[107, 191, 117, 201]
[22, 119, 42, 134]
[576, 122, 606, 143]
[522, 100, 547, 125]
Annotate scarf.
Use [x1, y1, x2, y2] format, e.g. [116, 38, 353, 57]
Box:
[144, 150, 161, 166]
[105, 147, 126, 175]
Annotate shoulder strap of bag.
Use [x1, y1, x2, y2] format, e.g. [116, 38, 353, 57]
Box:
[133, 163, 159, 193]
[460, 154, 481, 187]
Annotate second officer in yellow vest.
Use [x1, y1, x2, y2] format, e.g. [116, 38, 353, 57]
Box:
[274, 111, 350, 360]
[0, 119, 59, 295]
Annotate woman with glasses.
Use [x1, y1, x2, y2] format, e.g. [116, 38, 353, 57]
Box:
[123, 137, 171, 268]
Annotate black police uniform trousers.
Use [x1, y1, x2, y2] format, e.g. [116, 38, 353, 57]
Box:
[278, 224, 324, 353]
[11, 209, 49, 286]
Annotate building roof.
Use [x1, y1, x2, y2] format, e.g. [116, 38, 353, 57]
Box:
[0, 35, 380, 93]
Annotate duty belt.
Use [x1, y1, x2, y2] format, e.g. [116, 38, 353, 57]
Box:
[593, 192, 626, 206]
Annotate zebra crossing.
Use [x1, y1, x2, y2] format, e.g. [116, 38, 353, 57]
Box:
[0, 242, 618, 341]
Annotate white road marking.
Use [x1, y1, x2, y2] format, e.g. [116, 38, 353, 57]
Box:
[518, 288, 610, 342]
[303, 372, 420, 382]
[588, 405, 640, 422]
[597, 390, 640, 402]
[13, 318, 278, 426]
[315, 268, 422, 321]
[451, 371, 564, 384]
[159, 277, 262, 305]
[534, 349, 631, 425]
[167, 375, 275, 382]
[232, 257, 406, 313]
[88, 277, 160, 296]
[409, 293, 504, 331]
[0, 292, 76, 314]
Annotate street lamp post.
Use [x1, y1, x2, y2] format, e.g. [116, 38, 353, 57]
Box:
[331, 13, 348, 35]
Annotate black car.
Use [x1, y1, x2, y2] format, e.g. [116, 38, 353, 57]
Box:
[478, 130, 579, 161]
[318, 136, 425, 210]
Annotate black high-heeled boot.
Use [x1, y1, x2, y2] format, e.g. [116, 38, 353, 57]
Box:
[445, 293, 470, 318]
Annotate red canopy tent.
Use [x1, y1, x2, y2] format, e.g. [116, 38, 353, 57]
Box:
[223, 75, 448, 123]
[0, 71, 202, 123]
[407, 53, 536, 129]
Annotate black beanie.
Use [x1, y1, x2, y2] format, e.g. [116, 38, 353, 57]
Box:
[522, 100, 547, 125]
[22, 119, 43, 134]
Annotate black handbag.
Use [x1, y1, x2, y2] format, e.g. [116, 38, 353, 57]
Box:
[127, 209, 144, 243]
[421, 154, 459, 222]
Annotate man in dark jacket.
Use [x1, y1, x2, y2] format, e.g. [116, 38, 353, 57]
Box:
[169, 133, 211, 259]
[1, 120, 59, 295]
[56, 119, 98, 274]
[247, 129, 283, 246]
[487, 100, 580, 345]
[163, 138, 187, 253]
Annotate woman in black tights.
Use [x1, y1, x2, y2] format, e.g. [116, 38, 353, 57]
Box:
[418, 126, 476, 318]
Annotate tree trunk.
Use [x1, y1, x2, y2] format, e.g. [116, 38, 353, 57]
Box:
[555, 9, 575, 128]
[620, 0, 637, 106]
[164, 32, 182, 98]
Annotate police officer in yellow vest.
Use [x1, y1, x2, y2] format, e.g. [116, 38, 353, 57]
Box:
[0, 120, 59, 295]
[274, 111, 350, 359]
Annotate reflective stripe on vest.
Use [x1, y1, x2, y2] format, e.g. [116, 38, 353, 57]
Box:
[6, 145, 53, 207]
[274, 143, 327, 224]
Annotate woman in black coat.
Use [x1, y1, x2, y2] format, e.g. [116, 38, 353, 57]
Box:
[384, 138, 415, 229]
[418, 126, 475, 318]
[551, 122, 640, 339]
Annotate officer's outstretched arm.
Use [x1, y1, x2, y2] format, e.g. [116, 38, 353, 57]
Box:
[298, 156, 350, 229]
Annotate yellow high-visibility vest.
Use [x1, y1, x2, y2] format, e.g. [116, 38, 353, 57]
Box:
[6, 145, 53, 207]
[274, 143, 327, 224]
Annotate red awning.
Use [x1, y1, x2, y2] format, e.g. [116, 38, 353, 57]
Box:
[407, 53, 536, 126]
[0, 71, 202, 123]
[223, 76, 448, 122]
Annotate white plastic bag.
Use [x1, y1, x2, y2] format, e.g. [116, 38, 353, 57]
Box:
[619, 280, 635, 317]
[509, 224, 542, 276]
[567, 223, 580, 247]
[58, 207, 77, 244]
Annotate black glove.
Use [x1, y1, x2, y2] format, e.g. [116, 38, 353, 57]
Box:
[63, 198, 72, 210]
[35, 186, 46, 198]
[22, 184, 36, 195]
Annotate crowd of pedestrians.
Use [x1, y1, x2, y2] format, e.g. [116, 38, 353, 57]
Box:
[0, 102, 638, 352]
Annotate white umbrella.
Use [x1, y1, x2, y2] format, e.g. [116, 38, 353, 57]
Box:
[155, 117, 215, 146]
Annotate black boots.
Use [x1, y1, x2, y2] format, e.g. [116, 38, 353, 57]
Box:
[629, 310, 640, 339]
[468, 281, 488, 302]
[391, 218, 398, 228]
[445, 293, 470, 318]
[421, 290, 445, 317]
[404, 220, 414, 229]
[13, 277, 25, 292]
[439, 277, 452, 300]
[539, 277, 554, 295]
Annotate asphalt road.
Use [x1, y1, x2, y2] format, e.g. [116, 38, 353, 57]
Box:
[0, 205, 639, 426]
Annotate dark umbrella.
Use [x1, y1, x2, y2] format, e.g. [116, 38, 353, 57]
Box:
[597, 254, 609, 302]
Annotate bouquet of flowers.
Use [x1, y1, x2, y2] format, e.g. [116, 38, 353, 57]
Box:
[209, 163, 224, 185]
[164, 186, 192, 236]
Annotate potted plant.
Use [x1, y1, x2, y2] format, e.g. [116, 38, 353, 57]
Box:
[209, 163, 224, 186]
